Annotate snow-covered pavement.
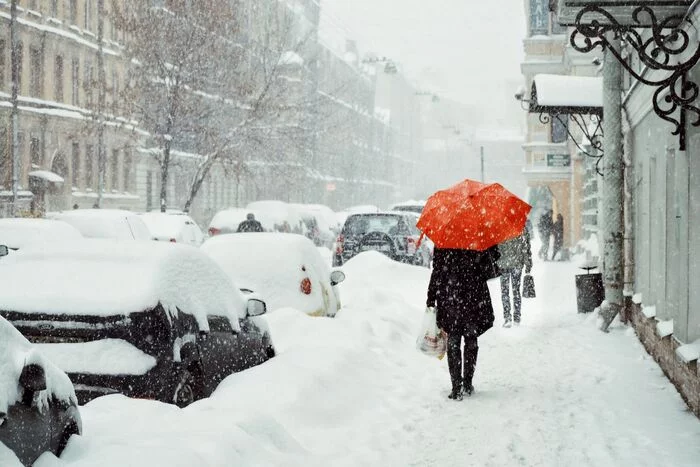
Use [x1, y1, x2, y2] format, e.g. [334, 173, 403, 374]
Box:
[35, 252, 700, 467]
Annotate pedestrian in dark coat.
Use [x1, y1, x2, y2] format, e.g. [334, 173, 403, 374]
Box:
[497, 221, 533, 327]
[426, 246, 500, 400]
[237, 213, 264, 233]
[551, 213, 564, 260]
[537, 209, 553, 260]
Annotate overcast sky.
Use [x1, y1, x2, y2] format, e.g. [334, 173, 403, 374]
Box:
[322, 0, 527, 132]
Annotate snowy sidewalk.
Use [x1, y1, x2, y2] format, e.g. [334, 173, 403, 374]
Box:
[406, 259, 700, 466]
[37, 252, 700, 467]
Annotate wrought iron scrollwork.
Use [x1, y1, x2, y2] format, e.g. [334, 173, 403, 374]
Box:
[539, 110, 605, 175]
[570, 5, 700, 150]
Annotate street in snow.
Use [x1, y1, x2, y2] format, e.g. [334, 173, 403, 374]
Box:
[25, 250, 700, 467]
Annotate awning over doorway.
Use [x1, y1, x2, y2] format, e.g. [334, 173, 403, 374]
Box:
[29, 170, 64, 183]
[529, 74, 603, 117]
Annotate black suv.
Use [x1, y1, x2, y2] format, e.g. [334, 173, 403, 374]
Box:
[333, 212, 431, 267]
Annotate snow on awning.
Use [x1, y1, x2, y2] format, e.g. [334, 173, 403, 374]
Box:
[29, 170, 64, 183]
[529, 74, 603, 117]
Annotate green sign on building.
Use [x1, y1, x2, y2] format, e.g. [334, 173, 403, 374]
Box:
[547, 154, 571, 167]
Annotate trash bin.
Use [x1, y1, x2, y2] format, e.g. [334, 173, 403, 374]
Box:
[575, 265, 604, 313]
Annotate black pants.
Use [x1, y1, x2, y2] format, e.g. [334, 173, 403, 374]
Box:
[447, 333, 478, 391]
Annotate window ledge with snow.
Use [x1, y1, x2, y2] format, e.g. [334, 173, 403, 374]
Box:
[676, 341, 700, 364]
[642, 305, 656, 319]
[656, 319, 674, 339]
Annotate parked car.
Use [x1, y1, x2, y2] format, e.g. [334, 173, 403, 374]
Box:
[0, 218, 83, 250]
[333, 212, 431, 267]
[292, 204, 338, 248]
[0, 315, 82, 466]
[389, 200, 425, 214]
[207, 208, 256, 236]
[202, 233, 346, 317]
[246, 200, 305, 234]
[140, 212, 204, 246]
[0, 240, 274, 408]
[46, 209, 152, 241]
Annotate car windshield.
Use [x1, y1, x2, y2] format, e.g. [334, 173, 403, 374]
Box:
[344, 214, 404, 236]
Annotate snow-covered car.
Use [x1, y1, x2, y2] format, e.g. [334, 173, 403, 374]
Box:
[46, 209, 152, 241]
[245, 200, 305, 234]
[207, 208, 255, 236]
[334, 212, 431, 267]
[0, 218, 83, 250]
[139, 212, 204, 245]
[0, 316, 82, 467]
[0, 240, 274, 408]
[389, 200, 425, 214]
[292, 203, 338, 248]
[201, 233, 346, 317]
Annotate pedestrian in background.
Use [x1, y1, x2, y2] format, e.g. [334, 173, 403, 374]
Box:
[537, 209, 553, 260]
[426, 246, 501, 400]
[552, 213, 564, 260]
[497, 221, 533, 327]
[237, 213, 264, 233]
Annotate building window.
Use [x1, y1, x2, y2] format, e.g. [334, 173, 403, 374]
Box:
[123, 150, 132, 192]
[0, 127, 7, 186]
[110, 149, 120, 191]
[51, 152, 68, 179]
[84, 60, 94, 107]
[50, 0, 58, 18]
[111, 69, 119, 113]
[530, 0, 549, 36]
[30, 137, 41, 168]
[15, 42, 23, 91]
[84, 0, 91, 30]
[551, 115, 568, 143]
[71, 58, 80, 106]
[0, 40, 5, 89]
[69, 0, 77, 24]
[54, 56, 64, 102]
[29, 46, 43, 97]
[28, 0, 38, 11]
[85, 144, 94, 189]
[71, 142, 80, 186]
[146, 170, 153, 211]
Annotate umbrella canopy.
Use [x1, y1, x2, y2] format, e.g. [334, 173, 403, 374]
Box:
[417, 179, 531, 251]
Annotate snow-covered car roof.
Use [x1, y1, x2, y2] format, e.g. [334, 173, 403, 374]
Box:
[201, 233, 335, 316]
[345, 205, 380, 214]
[46, 209, 153, 240]
[0, 218, 83, 250]
[291, 204, 338, 232]
[0, 315, 77, 414]
[0, 240, 246, 331]
[209, 208, 253, 233]
[139, 212, 199, 241]
[245, 201, 304, 232]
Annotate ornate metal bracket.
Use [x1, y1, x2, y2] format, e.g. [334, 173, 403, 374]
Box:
[570, 5, 700, 150]
[538, 111, 605, 175]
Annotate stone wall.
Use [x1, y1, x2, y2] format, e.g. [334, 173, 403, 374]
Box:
[627, 301, 700, 417]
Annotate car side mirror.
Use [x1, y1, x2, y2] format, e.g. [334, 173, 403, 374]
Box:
[330, 270, 346, 286]
[0, 245, 8, 257]
[19, 364, 46, 405]
[246, 298, 267, 317]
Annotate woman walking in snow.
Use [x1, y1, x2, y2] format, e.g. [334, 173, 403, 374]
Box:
[426, 246, 500, 400]
[497, 221, 533, 327]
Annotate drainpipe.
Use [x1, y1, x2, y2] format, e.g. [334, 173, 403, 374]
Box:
[96, 0, 106, 207]
[599, 34, 625, 332]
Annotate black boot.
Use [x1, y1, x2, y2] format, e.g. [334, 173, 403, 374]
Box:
[448, 386, 463, 401]
[463, 339, 479, 397]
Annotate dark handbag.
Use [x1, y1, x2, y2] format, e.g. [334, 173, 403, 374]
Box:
[522, 274, 536, 298]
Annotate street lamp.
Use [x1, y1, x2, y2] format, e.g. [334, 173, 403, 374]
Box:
[361, 56, 398, 75]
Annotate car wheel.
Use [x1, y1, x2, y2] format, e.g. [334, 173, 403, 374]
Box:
[57, 421, 80, 456]
[173, 366, 202, 408]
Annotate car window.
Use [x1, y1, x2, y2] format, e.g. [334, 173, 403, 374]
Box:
[208, 315, 233, 333]
[343, 215, 400, 236]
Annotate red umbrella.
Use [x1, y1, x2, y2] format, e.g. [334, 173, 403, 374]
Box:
[417, 179, 531, 251]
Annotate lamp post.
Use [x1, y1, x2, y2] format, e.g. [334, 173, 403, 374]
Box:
[9, 0, 19, 216]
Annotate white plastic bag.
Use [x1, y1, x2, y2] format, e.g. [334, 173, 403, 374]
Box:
[416, 307, 447, 359]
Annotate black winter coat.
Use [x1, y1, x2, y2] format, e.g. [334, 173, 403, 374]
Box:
[427, 247, 500, 337]
[237, 219, 264, 233]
